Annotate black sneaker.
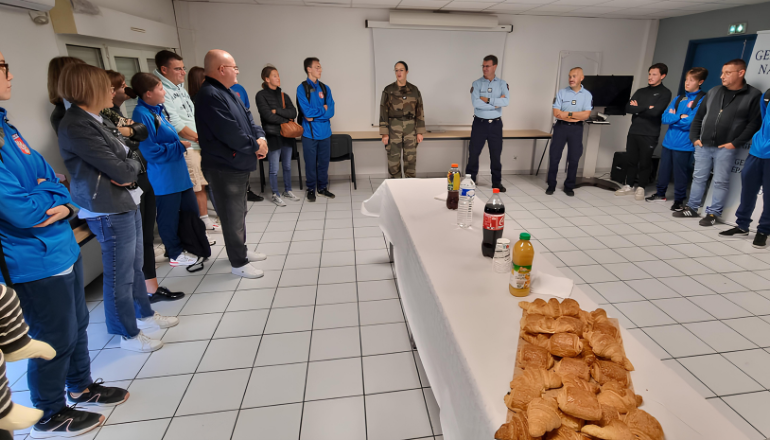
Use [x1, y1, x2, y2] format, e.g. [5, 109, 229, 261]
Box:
[645, 194, 667, 202]
[148, 286, 185, 303]
[564, 189, 574, 197]
[754, 232, 768, 249]
[671, 201, 684, 212]
[673, 206, 699, 218]
[67, 380, 130, 407]
[306, 189, 316, 202]
[699, 214, 717, 227]
[720, 227, 749, 237]
[30, 406, 104, 439]
[493, 184, 507, 193]
[247, 188, 264, 202]
[317, 188, 335, 199]
[545, 188, 555, 195]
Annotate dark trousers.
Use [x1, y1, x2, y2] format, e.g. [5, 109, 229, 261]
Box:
[137, 173, 156, 280]
[736, 154, 770, 234]
[466, 117, 503, 185]
[203, 167, 250, 268]
[155, 188, 200, 260]
[14, 255, 93, 419]
[655, 147, 693, 203]
[301, 136, 331, 191]
[547, 122, 584, 191]
[625, 133, 658, 187]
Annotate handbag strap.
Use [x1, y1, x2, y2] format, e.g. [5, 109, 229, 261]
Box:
[281, 92, 286, 109]
[0, 149, 13, 287]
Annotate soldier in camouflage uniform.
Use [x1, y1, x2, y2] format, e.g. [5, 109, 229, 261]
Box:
[379, 61, 425, 178]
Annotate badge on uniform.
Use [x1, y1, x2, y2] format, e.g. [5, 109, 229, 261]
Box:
[487, 88, 493, 93]
[687, 101, 693, 108]
[319, 92, 324, 99]
[571, 100, 577, 105]
[12, 133, 30, 155]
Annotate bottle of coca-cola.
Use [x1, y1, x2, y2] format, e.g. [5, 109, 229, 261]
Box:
[482, 188, 505, 258]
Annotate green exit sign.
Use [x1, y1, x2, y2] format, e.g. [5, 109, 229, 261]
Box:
[729, 22, 747, 34]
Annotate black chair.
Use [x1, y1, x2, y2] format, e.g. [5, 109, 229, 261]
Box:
[329, 133, 356, 190]
[258, 139, 304, 194]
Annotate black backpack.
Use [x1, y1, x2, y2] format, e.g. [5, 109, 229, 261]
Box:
[673, 90, 707, 113]
[296, 80, 328, 137]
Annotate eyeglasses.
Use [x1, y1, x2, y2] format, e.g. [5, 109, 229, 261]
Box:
[0, 63, 8, 80]
[221, 65, 239, 72]
[721, 70, 740, 76]
[172, 67, 186, 72]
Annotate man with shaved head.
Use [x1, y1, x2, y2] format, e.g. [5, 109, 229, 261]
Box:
[195, 49, 269, 279]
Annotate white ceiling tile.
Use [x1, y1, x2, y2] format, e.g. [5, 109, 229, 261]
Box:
[569, 5, 625, 12]
[500, 0, 554, 4]
[552, 0, 614, 5]
[615, 6, 668, 14]
[601, 0, 663, 7]
[485, 2, 539, 10]
[397, 0, 453, 9]
[304, 0, 352, 5]
[256, 0, 303, 3]
[524, 9, 572, 13]
[352, 0, 400, 3]
[441, 1, 502, 10]
[688, 2, 731, 9]
[527, 3, 581, 10]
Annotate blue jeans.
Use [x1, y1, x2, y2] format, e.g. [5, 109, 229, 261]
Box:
[301, 136, 331, 191]
[14, 255, 93, 419]
[155, 188, 200, 260]
[655, 146, 694, 202]
[687, 145, 736, 216]
[86, 209, 154, 338]
[736, 154, 770, 234]
[269, 146, 293, 195]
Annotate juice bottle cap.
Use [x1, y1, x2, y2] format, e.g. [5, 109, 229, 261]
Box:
[520, 233, 531, 240]
[451, 163, 459, 167]
[492, 188, 500, 193]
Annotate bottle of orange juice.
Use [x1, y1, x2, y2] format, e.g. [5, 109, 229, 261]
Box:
[509, 233, 534, 297]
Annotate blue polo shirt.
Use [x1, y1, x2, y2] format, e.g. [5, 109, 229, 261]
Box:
[471, 76, 509, 119]
[230, 83, 250, 109]
[553, 85, 593, 112]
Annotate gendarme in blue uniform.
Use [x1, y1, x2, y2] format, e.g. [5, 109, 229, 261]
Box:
[735, 97, 770, 234]
[466, 75, 509, 187]
[547, 85, 593, 193]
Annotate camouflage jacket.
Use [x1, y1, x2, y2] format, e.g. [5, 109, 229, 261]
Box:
[379, 81, 426, 135]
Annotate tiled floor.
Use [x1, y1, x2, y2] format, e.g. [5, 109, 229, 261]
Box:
[7, 172, 770, 439]
[6, 177, 442, 440]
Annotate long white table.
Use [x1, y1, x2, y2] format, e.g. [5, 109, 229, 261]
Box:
[364, 178, 751, 440]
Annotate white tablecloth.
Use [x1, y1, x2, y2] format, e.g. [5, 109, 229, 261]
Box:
[365, 178, 750, 440]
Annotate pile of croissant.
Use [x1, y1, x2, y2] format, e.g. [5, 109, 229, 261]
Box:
[495, 298, 664, 440]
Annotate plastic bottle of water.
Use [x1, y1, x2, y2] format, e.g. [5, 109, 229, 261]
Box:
[457, 175, 476, 228]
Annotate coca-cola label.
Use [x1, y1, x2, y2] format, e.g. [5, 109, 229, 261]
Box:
[483, 213, 504, 230]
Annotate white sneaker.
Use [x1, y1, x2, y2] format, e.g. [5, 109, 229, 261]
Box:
[282, 191, 301, 202]
[121, 332, 163, 353]
[170, 252, 198, 267]
[232, 263, 264, 279]
[634, 186, 645, 201]
[247, 250, 267, 262]
[272, 194, 287, 207]
[200, 215, 220, 230]
[137, 312, 179, 332]
[615, 185, 633, 196]
[207, 233, 217, 246]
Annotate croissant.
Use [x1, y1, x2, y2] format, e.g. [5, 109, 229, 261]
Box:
[505, 382, 543, 412]
[545, 426, 587, 440]
[578, 310, 593, 332]
[528, 397, 562, 437]
[558, 409, 584, 431]
[522, 313, 555, 333]
[598, 404, 620, 427]
[561, 373, 600, 394]
[495, 408, 536, 440]
[518, 342, 555, 370]
[521, 332, 551, 349]
[584, 331, 634, 371]
[581, 340, 597, 366]
[590, 308, 608, 322]
[554, 316, 584, 336]
[520, 298, 580, 318]
[548, 332, 583, 358]
[556, 386, 602, 421]
[511, 368, 563, 390]
[581, 420, 634, 440]
[621, 409, 664, 440]
[591, 315, 621, 340]
[591, 360, 630, 387]
[554, 357, 591, 381]
[597, 381, 641, 414]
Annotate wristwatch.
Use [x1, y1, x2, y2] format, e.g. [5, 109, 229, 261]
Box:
[568, 112, 573, 118]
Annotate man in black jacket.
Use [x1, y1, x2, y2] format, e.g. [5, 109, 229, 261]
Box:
[615, 63, 672, 201]
[195, 49, 269, 279]
[674, 59, 762, 226]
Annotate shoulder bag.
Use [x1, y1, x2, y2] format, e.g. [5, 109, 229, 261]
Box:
[279, 93, 304, 139]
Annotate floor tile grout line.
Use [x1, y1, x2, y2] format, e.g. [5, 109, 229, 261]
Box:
[354, 177, 370, 440]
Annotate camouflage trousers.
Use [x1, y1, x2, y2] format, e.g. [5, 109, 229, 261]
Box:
[386, 130, 418, 179]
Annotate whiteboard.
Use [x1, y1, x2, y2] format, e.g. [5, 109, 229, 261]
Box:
[555, 51, 601, 96]
[372, 28, 507, 127]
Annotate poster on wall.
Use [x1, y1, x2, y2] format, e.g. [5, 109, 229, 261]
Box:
[705, 30, 770, 228]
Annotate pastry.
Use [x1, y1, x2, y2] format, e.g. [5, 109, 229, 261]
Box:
[558, 409, 584, 431]
[580, 341, 597, 366]
[518, 342, 555, 370]
[511, 368, 563, 390]
[598, 404, 620, 427]
[591, 360, 630, 387]
[505, 383, 543, 412]
[591, 315, 621, 340]
[521, 332, 551, 350]
[527, 397, 562, 437]
[554, 316, 584, 336]
[596, 381, 640, 414]
[581, 420, 634, 440]
[545, 426, 587, 440]
[548, 332, 583, 358]
[495, 408, 536, 440]
[554, 357, 591, 381]
[519, 298, 580, 318]
[561, 373, 600, 394]
[621, 409, 664, 440]
[583, 331, 634, 371]
[556, 386, 602, 421]
[522, 313, 555, 333]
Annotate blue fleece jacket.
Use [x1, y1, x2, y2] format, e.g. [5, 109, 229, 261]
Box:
[0, 107, 80, 284]
[749, 100, 770, 159]
[296, 78, 335, 140]
[132, 100, 193, 196]
[661, 90, 704, 152]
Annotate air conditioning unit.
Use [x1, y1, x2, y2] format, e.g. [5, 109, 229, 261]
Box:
[366, 11, 512, 33]
[0, 0, 55, 11]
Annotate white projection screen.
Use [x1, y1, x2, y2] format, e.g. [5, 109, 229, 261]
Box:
[372, 28, 507, 127]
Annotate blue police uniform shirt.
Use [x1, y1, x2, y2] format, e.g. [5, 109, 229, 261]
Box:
[553, 85, 593, 112]
[471, 76, 509, 119]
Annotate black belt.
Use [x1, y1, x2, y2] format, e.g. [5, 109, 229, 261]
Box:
[555, 120, 583, 126]
[474, 116, 501, 123]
